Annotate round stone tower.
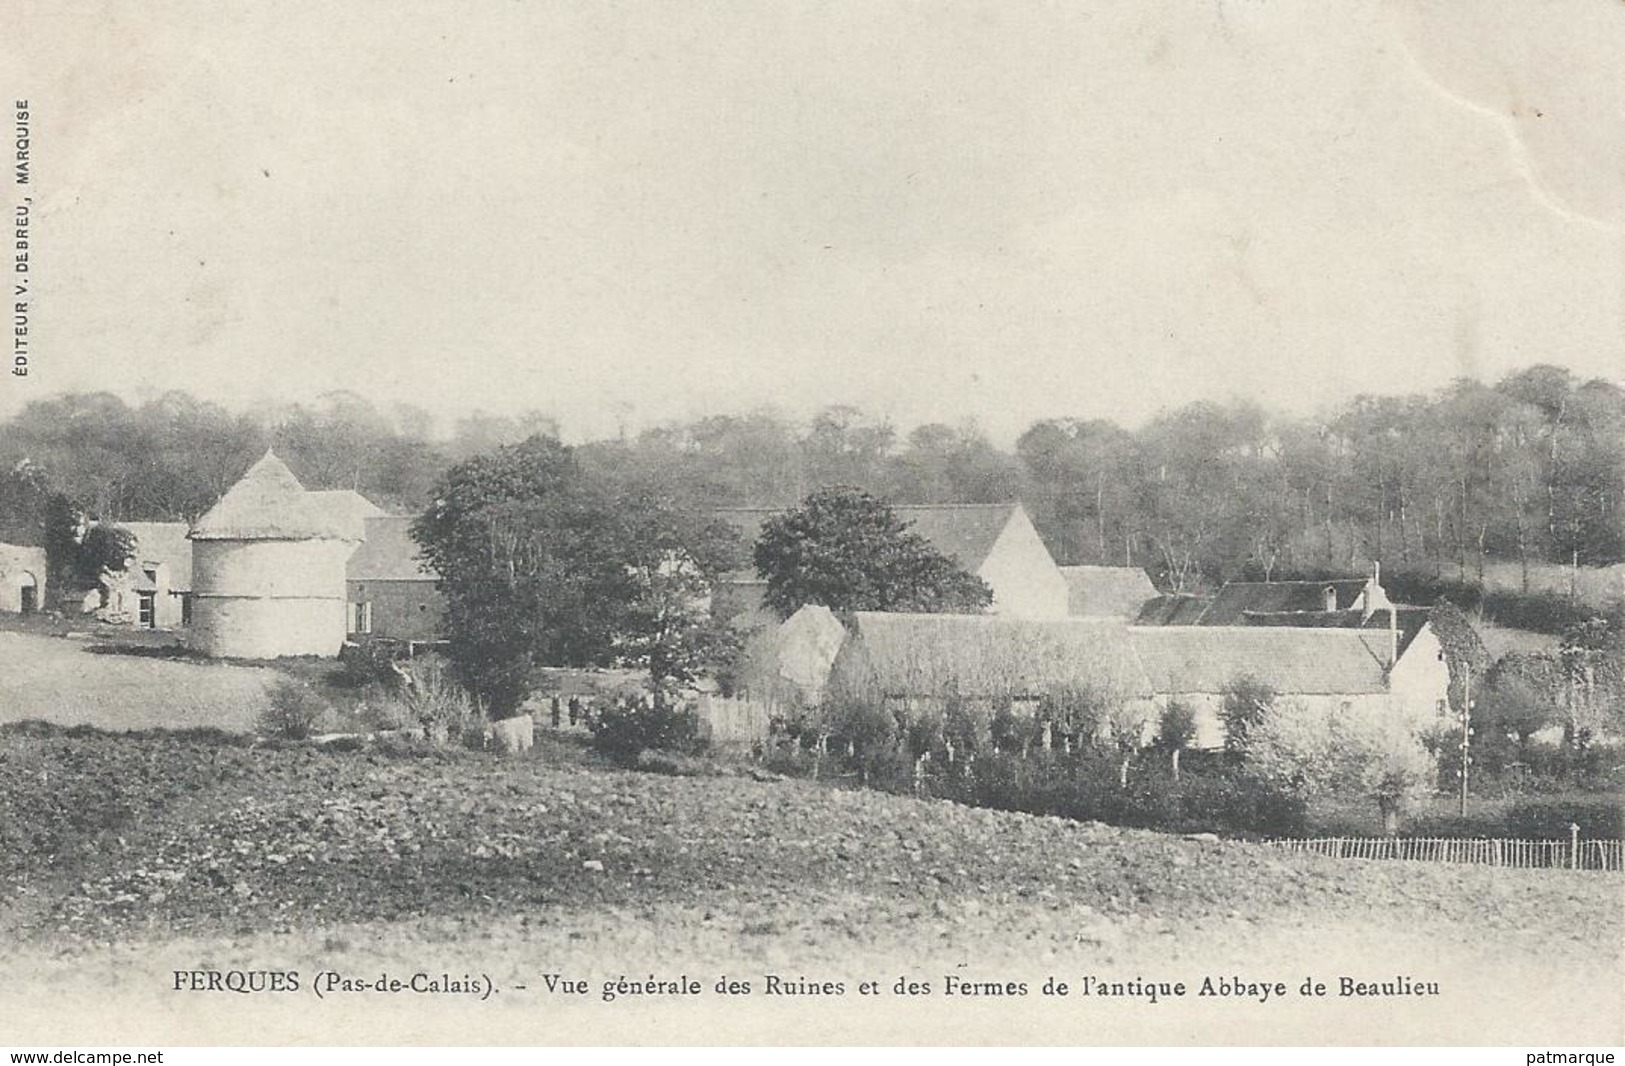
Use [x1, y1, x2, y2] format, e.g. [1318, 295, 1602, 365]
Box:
[187, 450, 360, 658]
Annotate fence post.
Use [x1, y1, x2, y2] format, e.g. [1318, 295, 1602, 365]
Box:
[1570, 822, 1579, 871]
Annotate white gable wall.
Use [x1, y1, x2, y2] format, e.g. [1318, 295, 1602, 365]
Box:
[1387, 622, 1452, 727]
[976, 509, 1069, 619]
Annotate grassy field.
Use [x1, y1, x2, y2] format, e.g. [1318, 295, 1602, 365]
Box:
[1, 723, 1619, 1045]
[1475, 560, 1624, 610]
[0, 629, 277, 731]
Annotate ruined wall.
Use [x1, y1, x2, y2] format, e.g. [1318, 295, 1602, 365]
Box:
[0, 543, 46, 613]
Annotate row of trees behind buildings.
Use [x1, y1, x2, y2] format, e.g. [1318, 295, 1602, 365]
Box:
[1, 365, 1620, 593]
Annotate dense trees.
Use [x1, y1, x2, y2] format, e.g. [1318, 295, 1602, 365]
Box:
[1, 365, 1618, 595]
[411, 436, 743, 714]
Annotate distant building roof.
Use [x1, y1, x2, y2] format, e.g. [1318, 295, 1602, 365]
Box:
[346, 516, 437, 582]
[310, 490, 386, 541]
[712, 502, 1023, 574]
[190, 451, 361, 542]
[1135, 594, 1213, 626]
[118, 522, 194, 592]
[832, 612, 1151, 699]
[1199, 579, 1373, 625]
[1059, 565, 1158, 618]
[1128, 626, 1392, 696]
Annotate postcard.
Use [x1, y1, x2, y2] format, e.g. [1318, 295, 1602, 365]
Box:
[1, 0, 1620, 1049]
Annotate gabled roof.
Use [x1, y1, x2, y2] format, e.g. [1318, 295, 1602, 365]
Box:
[1128, 626, 1392, 696]
[310, 490, 386, 541]
[832, 612, 1151, 699]
[891, 505, 1018, 572]
[190, 451, 358, 541]
[738, 603, 849, 707]
[346, 516, 437, 582]
[118, 522, 194, 592]
[1135, 594, 1213, 625]
[1199, 579, 1371, 625]
[1059, 565, 1158, 618]
[711, 502, 1023, 574]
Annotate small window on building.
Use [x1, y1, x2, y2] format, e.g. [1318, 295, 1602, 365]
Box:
[180, 592, 193, 626]
[137, 591, 156, 629]
[349, 601, 372, 635]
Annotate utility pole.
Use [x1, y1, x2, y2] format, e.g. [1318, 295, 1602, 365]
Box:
[1459, 661, 1474, 817]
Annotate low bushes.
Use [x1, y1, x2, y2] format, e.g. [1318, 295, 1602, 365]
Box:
[856, 747, 1308, 836]
[257, 680, 333, 740]
[588, 697, 703, 767]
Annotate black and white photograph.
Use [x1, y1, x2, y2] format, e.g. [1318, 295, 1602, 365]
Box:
[1, 0, 1621, 1051]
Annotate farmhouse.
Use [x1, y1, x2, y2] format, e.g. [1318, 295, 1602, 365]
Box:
[712, 502, 1071, 627]
[187, 450, 362, 658]
[0, 542, 44, 613]
[110, 521, 193, 629]
[344, 515, 444, 643]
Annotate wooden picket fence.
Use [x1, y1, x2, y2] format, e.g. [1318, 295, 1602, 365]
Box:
[692, 694, 773, 751]
[1268, 835, 1624, 872]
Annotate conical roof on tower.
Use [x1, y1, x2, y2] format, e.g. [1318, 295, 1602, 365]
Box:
[190, 450, 357, 541]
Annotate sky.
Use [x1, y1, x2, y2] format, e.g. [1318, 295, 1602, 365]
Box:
[6, 1, 1622, 445]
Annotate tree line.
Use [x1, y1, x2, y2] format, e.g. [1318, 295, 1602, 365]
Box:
[1, 365, 1620, 591]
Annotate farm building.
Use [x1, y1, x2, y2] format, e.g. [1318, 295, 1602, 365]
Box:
[1058, 565, 1157, 618]
[103, 522, 193, 629]
[712, 502, 1071, 627]
[736, 603, 848, 713]
[1197, 573, 1392, 625]
[822, 612, 1153, 748]
[1136, 572, 1393, 627]
[187, 450, 362, 658]
[1126, 623, 1449, 749]
[310, 489, 386, 540]
[750, 597, 1452, 752]
[826, 611, 1148, 698]
[344, 515, 444, 643]
[0, 542, 45, 613]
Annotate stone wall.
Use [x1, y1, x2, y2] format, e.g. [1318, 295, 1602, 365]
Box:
[190, 539, 352, 658]
[0, 543, 45, 614]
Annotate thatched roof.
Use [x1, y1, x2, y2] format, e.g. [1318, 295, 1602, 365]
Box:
[1128, 626, 1391, 696]
[829, 612, 1151, 701]
[346, 516, 437, 582]
[1059, 565, 1157, 618]
[190, 451, 358, 541]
